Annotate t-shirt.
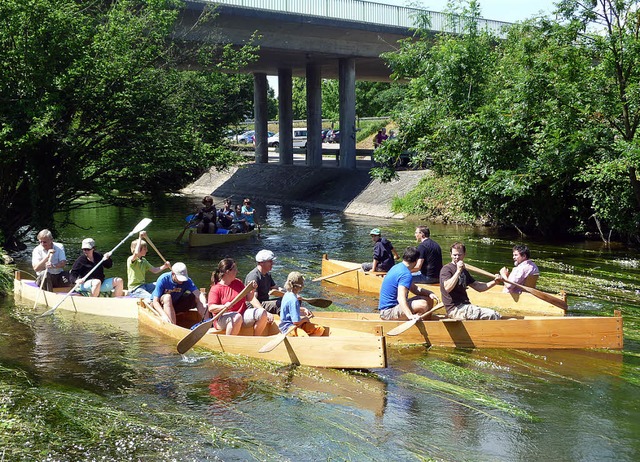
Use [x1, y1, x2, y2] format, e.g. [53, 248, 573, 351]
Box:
[244, 267, 276, 302]
[439, 262, 476, 311]
[378, 262, 413, 310]
[70, 251, 112, 283]
[32, 243, 66, 276]
[417, 238, 443, 279]
[127, 256, 153, 290]
[504, 259, 540, 293]
[208, 278, 247, 315]
[152, 272, 198, 302]
[279, 291, 301, 333]
[241, 205, 255, 225]
[373, 238, 396, 272]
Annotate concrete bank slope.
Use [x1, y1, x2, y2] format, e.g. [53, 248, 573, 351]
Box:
[181, 163, 425, 218]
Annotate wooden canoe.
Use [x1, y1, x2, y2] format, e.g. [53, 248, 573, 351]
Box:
[187, 229, 257, 247]
[309, 310, 623, 350]
[138, 301, 387, 369]
[320, 254, 567, 317]
[13, 271, 139, 319]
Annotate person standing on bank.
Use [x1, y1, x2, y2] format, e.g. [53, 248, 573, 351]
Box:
[361, 228, 399, 273]
[378, 247, 439, 320]
[32, 229, 70, 291]
[499, 244, 540, 293]
[411, 226, 443, 284]
[70, 238, 124, 297]
[440, 242, 502, 320]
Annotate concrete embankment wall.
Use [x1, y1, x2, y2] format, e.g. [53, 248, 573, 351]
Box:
[181, 163, 425, 219]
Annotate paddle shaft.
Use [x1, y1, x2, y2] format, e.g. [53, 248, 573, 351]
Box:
[143, 235, 168, 263]
[40, 218, 152, 317]
[464, 263, 567, 311]
[387, 302, 444, 336]
[268, 289, 332, 308]
[176, 283, 255, 354]
[312, 267, 360, 282]
[33, 252, 53, 309]
[258, 325, 297, 353]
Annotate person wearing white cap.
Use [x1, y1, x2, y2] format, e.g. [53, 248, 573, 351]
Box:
[151, 262, 208, 324]
[244, 249, 280, 316]
[70, 238, 124, 297]
[361, 228, 399, 273]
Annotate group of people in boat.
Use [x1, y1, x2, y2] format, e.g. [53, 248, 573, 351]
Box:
[32, 229, 321, 337]
[192, 195, 257, 235]
[362, 226, 539, 321]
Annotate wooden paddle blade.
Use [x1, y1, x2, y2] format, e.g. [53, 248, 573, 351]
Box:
[177, 319, 214, 354]
[387, 302, 444, 336]
[312, 267, 360, 282]
[258, 325, 297, 353]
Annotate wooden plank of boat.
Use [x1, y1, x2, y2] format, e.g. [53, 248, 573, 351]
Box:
[320, 254, 567, 317]
[13, 271, 139, 319]
[309, 310, 623, 350]
[138, 301, 387, 369]
[187, 229, 257, 247]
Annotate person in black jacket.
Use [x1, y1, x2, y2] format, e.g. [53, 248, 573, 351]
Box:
[70, 238, 124, 297]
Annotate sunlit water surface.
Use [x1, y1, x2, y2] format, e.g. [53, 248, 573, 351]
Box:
[1, 195, 639, 461]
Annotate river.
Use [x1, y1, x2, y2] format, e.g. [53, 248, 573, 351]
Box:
[1, 195, 639, 461]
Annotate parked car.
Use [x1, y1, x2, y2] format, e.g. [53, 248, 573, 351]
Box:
[267, 128, 308, 149]
[236, 130, 255, 144]
[251, 131, 275, 145]
[326, 129, 340, 143]
[321, 129, 330, 142]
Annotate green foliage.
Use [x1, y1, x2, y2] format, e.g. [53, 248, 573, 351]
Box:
[0, 259, 13, 296]
[0, 0, 255, 247]
[375, 0, 640, 239]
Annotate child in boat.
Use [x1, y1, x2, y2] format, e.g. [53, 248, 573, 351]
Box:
[279, 272, 325, 336]
[207, 258, 269, 336]
[195, 195, 217, 234]
[127, 231, 171, 298]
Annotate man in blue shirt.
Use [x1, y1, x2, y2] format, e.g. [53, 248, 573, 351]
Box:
[151, 262, 208, 324]
[378, 247, 439, 320]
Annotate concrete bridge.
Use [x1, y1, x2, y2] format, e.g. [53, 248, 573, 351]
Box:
[179, 0, 509, 168]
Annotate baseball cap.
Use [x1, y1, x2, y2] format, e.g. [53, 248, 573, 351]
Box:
[255, 249, 276, 263]
[369, 228, 381, 236]
[172, 262, 189, 282]
[81, 238, 96, 249]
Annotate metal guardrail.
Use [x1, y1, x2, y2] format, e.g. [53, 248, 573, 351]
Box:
[207, 0, 511, 35]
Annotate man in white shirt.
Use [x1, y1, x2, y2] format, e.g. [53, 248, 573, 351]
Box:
[31, 229, 69, 291]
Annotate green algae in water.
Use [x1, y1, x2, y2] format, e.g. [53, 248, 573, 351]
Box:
[400, 372, 537, 421]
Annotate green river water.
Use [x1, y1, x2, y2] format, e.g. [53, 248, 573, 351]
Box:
[1, 195, 639, 461]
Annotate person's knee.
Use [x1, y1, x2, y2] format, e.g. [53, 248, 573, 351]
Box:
[160, 294, 172, 306]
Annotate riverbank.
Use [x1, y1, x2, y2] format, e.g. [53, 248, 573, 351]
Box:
[181, 161, 425, 219]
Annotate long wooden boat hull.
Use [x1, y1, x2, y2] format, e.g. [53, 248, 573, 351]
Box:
[188, 229, 256, 247]
[138, 302, 387, 369]
[321, 255, 567, 317]
[309, 310, 623, 350]
[13, 271, 139, 319]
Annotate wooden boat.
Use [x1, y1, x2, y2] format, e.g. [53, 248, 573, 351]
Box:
[187, 229, 257, 247]
[309, 310, 623, 350]
[13, 271, 139, 318]
[320, 254, 567, 317]
[138, 301, 387, 369]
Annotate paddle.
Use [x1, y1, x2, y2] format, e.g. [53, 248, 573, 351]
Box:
[39, 218, 152, 317]
[175, 215, 197, 243]
[387, 302, 444, 336]
[143, 234, 169, 265]
[464, 263, 568, 311]
[312, 267, 360, 282]
[268, 289, 332, 308]
[258, 324, 297, 353]
[33, 251, 53, 309]
[176, 283, 255, 354]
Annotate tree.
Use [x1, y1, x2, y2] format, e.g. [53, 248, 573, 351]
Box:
[0, 0, 256, 249]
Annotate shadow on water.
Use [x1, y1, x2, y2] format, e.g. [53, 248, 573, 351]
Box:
[1, 195, 639, 460]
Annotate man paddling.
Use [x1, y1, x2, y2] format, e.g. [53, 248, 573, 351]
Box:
[151, 262, 208, 324]
[378, 247, 438, 320]
[362, 228, 399, 273]
[499, 244, 540, 294]
[32, 229, 70, 291]
[244, 249, 280, 317]
[440, 242, 502, 320]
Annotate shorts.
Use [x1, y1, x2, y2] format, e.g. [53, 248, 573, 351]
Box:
[173, 293, 197, 313]
[129, 283, 156, 298]
[77, 277, 117, 294]
[379, 305, 410, 321]
[447, 303, 501, 320]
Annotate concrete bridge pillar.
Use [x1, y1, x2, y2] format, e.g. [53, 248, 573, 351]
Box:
[253, 72, 269, 164]
[339, 58, 356, 169]
[278, 68, 293, 165]
[306, 63, 323, 167]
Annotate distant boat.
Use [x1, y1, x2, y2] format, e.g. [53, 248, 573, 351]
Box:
[187, 229, 257, 247]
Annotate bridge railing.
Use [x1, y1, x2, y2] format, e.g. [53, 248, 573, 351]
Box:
[207, 0, 511, 35]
